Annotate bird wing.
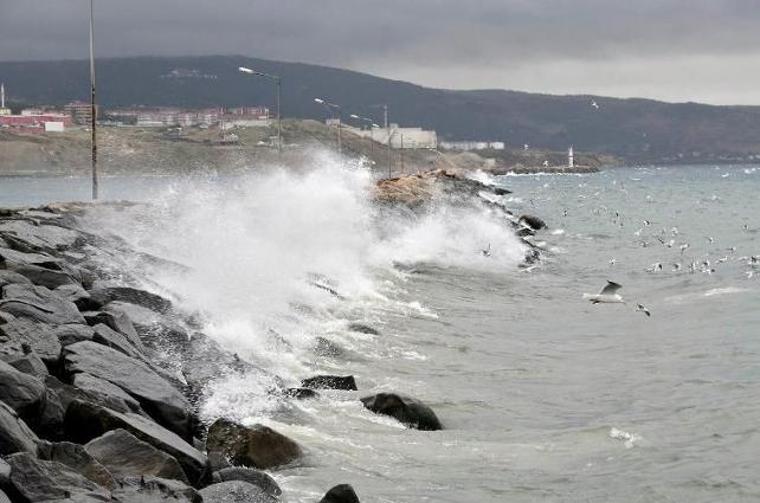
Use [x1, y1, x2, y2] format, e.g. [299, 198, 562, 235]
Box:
[599, 281, 622, 295]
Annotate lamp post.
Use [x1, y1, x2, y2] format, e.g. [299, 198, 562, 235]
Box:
[238, 66, 282, 156]
[350, 114, 379, 163]
[89, 0, 98, 200]
[314, 98, 342, 155]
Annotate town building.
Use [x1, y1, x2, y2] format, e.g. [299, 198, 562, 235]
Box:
[345, 123, 438, 149]
[439, 141, 505, 151]
[64, 101, 97, 125]
[0, 83, 11, 116]
[0, 112, 72, 132]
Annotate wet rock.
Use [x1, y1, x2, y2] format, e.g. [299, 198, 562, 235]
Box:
[360, 393, 442, 431]
[55, 283, 94, 309]
[89, 284, 173, 314]
[64, 400, 208, 485]
[0, 220, 81, 251]
[0, 283, 86, 325]
[284, 387, 319, 400]
[11, 263, 80, 289]
[46, 374, 135, 416]
[54, 324, 96, 347]
[91, 323, 145, 360]
[112, 476, 202, 503]
[72, 372, 142, 414]
[0, 458, 10, 484]
[314, 337, 345, 357]
[2, 349, 48, 377]
[85, 428, 189, 484]
[4, 452, 110, 502]
[37, 440, 116, 489]
[63, 341, 192, 439]
[0, 400, 39, 455]
[212, 467, 282, 498]
[518, 214, 547, 231]
[0, 358, 46, 417]
[104, 301, 187, 350]
[491, 187, 512, 196]
[0, 270, 32, 288]
[0, 318, 62, 364]
[0, 246, 63, 270]
[347, 323, 380, 335]
[319, 484, 361, 503]
[301, 375, 357, 391]
[206, 419, 303, 470]
[36, 387, 66, 440]
[199, 480, 276, 503]
[82, 310, 143, 353]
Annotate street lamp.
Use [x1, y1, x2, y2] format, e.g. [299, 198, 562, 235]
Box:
[349, 114, 380, 164]
[238, 66, 282, 156]
[314, 97, 342, 155]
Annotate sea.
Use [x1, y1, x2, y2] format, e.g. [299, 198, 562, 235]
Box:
[1, 161, 759, 502]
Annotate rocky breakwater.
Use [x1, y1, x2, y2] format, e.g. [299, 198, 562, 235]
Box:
[0, 206, 320, 502]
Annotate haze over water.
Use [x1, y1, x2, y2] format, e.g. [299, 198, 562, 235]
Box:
[1, 163, 759, 502]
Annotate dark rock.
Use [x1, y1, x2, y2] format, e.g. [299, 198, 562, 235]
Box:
[0, 283, 86, 325]
[301, 375, 357, 391]
[347, 323, 380, 335]
[103, 301, 187, 350]
[0, 458, 10, 484]
[12, 263, 80, 289]
[112, 476, 202, 503]
[319, 484, 361, 503]
[0, 270, 32, 288]
[4, 452, 110, 503]
[55, 283, 94, 309]
[314, 337, 345, 357]
[54, 324, 96, 347]
[360, 393, 442, 431]
[64, 400, 208, 485]
[518, 214, 547, 231]
[37, 440, 116, 489]
[0, 358, 46, 417]
[206, 419, 302, 470]
[82, 310, 143, 353]
[491, 187, 512, 196]
[89, 285, 173, 314]
[63, 341, 192, 439]
[212, 467, 282, 498]
[72, 373, 142, 414]
[0, 318, 62, 365]
[91, 323, 145, 360]
[46, 374, 136, 416]
[2, 350, 48, 377]
[0, 247, 63, 270]
[0, 220, 81, 252]
[199, 480, 276, 503]
[0, 400, 38, 455]
[36, 387, 66, 440]
[85, 428, 189, 484]
[284, 387, 319, 400]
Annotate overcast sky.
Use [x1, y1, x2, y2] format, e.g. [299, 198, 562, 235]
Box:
[1, 0, 758, 105]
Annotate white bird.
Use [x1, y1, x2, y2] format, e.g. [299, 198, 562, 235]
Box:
[481, 243, 491, 257]
[643, 219, 652, 227]
[584, 281, 624, 304]
[647, 263, 663, 272]
[666, 239, 675, 248]
[747, 271, 755, 279]
[591, 100, 600, 110]
[707, 236, 714, 244]
[609, 258, 616, 267]
[636, 304, 651, 317]
[680, 243, 690, 255]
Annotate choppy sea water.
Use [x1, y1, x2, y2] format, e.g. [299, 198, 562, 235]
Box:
[1, 163, 759, 502]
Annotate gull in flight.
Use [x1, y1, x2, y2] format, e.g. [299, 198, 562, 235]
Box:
[584, 281, 624, 304]
[680, 243, 690, 255]
[591, 100, 600, 110]
[636, 303, 651, 317]
[481, 243, 491, 257]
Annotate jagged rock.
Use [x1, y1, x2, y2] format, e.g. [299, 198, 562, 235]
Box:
[212, 467, 282, 498]
[491, 187, 512, 196]
[0, 490, 8, 503]
[0, 400, 38, 455]
[360, 393, 442, 431]
[206, 419, 302, 470]
[0, 270, 32, 288]
[91, 323, 145, 360]
[64, 400, 208, 485]
[72, 373, 142, 414]
[89, 285, 173, 314]
[82, 310, 143, 353]
[54, 324, 96, 346]
[0, 220, 81, 252]
[36, 387, 66, 440]
[55, 283, 94, 309]
[319, 484, 361, 503]
[112, 476, 202, 503]
[11, 263, 80, 289]
[37, 440, 116, 489]
[179, 332, 258, 395]
[347, 323, 380, 335]
[301, 375, 357, 391]
[46, 374, 135, 416]
[199, 480, 276, 503]
[104, 301, 187, 350]
[518, 214, 547, 231]
[0, 358, 46, 417]
[0, 318, 62, 364]
[284, 387, 319, 400]
[63, 341, 192, 439]
[0, 458, 10, 484]
[2, 349, 48, 377]
[85, 428, 189, 484]
[0, 283, 86, 325]
[4, 452, 110, 502]
[0, 247, 63, 269]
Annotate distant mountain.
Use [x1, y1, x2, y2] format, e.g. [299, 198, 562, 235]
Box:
[2, 55, 760, 162]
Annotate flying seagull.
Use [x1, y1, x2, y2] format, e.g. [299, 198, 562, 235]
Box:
[481, 243, 491, 257]
[591, 100, 600, 110]
[636, 304, 651, 317]
[583, 281, 624, 304]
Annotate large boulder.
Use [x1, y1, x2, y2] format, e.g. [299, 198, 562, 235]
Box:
[72, 372, 142, 414]
[64, 400, 208, 485]
[2, 349, 48, 377]
[3, 452, 110, 503]
[54, 323, 96, 347]
[103, 301, 187, 350]
[91, 323, 146, 360]
[0, 247, 63, 270]
[37, 440, 116, 489]
[319, 484, 361, 503]
[199, 480, 276, 503]
[46, 374, 136, 416]
[0, 358, 46, 417]
[518, 214, 547, 231]
[360, 393, 442, 431]
[212, 467, 282, 499]
[89, 285, 173, 314]
[0, 220, 81, 252]
[11, 263, 80, 289]
[0, 270, 32, 288]
[111, 476, 201, 503]
[82, 310, 143, 352]
[63, 341, 192, 439]
[301, 375, 357, 391]
[0, 318, 62, 365]
[206, 419, 302, 470]
[0, 400, 39, 455]
[0, 283, 86, 325]
[55, 283, 94, 309]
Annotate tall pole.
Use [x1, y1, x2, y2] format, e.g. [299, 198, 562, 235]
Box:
[400, 133, 404, 175]
[383, 104, 388, 129]
[89, 0, 98, 200]
[275, 77, 282, 156]
[387, 129, 393, 179]
[337, 111, 342, 156]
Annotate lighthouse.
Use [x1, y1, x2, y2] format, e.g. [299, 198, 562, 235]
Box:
[0, 83, 10, 116]
[568, 145, 574, 168]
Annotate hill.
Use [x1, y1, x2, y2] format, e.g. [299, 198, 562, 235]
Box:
[1, 55, 760, 163]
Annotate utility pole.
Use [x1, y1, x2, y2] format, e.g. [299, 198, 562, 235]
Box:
[400, 134, 404, 175]
[89, 0, 98, 200]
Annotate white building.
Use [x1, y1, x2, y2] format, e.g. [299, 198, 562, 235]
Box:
[345, 123, 438, 149]
[439, 140, 505, 151]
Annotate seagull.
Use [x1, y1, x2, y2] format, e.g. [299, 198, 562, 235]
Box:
[481, 243, 491, 257]
[591, 100, 600, 110]
[716, 256, 728, 264]
[671, 227, 680, 236]
[609, 258, 616, 267]
[673, 263, 682, 272]
[583, 281, 624, 304]
[636, 304, 651, 317]
[647, 262, 663, 272]
[643, 220, 652, 227]
[680, 243, 690, 255]
[666, 239, 675, 248]
[707, 236, 714, 244]
[727, 246, 737, 254]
